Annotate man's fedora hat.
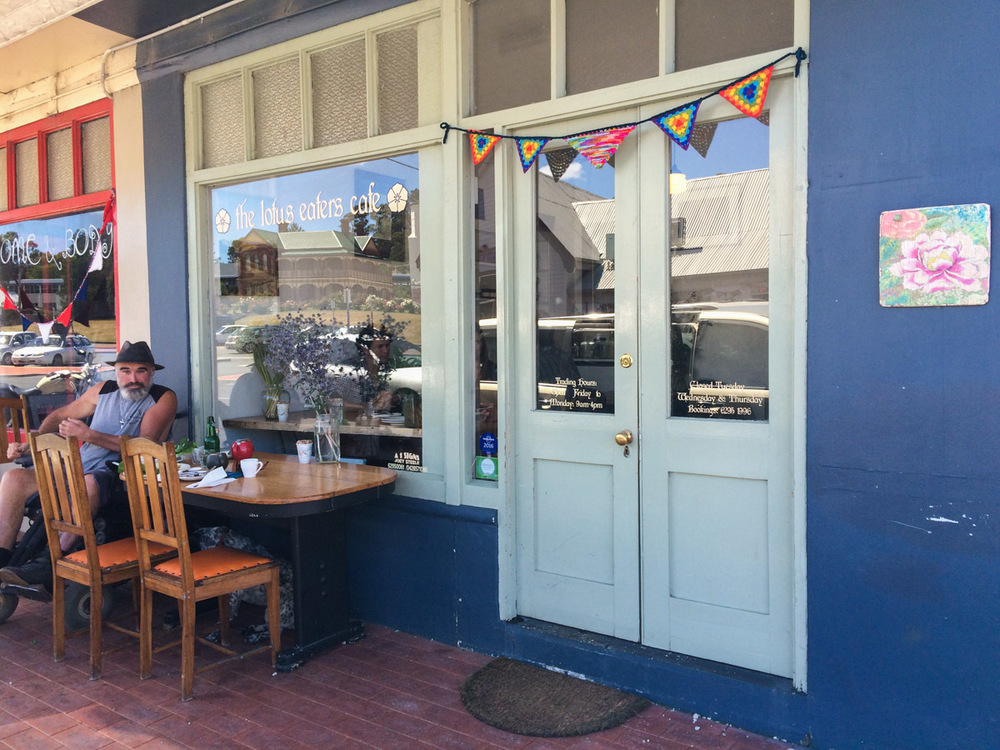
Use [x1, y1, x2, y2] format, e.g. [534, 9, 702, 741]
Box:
[109, 340, 164, 370]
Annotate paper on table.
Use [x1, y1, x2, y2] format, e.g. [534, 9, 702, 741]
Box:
[186, 466, 236, 489]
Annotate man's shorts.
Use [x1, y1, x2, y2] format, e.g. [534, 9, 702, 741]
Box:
[90, 469, 118, 510]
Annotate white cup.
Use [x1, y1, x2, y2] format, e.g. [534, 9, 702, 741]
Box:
[277, 402, 290, 422]
[240, 458, 263, 478]
[296, 440, 313, 463]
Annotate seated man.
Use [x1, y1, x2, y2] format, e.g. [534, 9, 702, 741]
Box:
[0, 340, 177, 585]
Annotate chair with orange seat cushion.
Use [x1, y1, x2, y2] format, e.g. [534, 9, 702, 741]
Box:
[30, 432, 175, 680]
[120, 436, 280, 701]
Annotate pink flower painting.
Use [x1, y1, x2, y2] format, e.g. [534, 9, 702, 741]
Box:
[880, 204, 990, 307]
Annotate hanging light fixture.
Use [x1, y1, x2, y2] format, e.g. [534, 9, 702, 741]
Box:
[669, 151, 686, 194]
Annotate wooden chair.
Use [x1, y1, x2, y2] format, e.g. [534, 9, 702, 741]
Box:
[120, 436, 280, 701]
[0, 395, 30, 463]
[30, 433, 174, 680]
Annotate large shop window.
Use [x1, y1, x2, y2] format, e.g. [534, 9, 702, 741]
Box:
[0, 102, 115, 413]
[209, 154, 422, 470]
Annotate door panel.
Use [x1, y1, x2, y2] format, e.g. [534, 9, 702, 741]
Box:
[515, 116, 640, 642]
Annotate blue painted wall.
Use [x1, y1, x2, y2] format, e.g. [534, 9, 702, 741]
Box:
[137, 0, 1000, 747]
[806, 0, 1000, 747]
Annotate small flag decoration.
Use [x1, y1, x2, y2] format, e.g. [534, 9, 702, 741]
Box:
[515, 137, 549, 172]
[653, 102, 700, 150]
[719, 67, 773, 118]
[564, 126, 634, 168]
[544, 148, 578, 182]
[470, 132, 502, 165]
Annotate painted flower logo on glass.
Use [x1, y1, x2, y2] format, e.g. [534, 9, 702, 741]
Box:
[888, 230, 989, 294]
[879, 209, 926, 239]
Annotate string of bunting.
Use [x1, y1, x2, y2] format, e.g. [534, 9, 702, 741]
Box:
[442, 47, 806, 174]
[2, 189, 113, 340]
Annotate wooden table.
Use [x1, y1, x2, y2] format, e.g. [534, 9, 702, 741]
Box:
[180, 452, 396, 671]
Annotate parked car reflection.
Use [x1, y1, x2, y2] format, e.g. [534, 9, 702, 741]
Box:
[0, 331, 39, 365]
[11, 334, 96, 366]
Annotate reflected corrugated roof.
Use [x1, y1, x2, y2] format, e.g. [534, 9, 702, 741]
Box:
[669, 168, 769, 277]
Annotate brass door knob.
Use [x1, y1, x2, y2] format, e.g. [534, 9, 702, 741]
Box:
[619, 353, 633, 368]
[614, 429, 633, 446]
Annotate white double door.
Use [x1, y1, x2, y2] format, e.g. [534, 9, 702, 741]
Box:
[513, 82, 797, 677]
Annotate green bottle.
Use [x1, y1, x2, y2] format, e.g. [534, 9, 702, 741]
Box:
[204, 416, 220, 453]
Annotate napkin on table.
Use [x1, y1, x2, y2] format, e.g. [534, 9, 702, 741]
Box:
[186, 466, 237, 489]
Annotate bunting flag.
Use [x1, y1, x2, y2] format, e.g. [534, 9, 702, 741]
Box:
[719, 67, 773, 118]
[72, 300, 91, 328]
[87, 249, 104, 274]
[18, 288, 37, 318]
[564, 126, 634, 168]
[441, 47, 806, 174]
[544, 148, 578, 182]
[653, 102, 700, 150]
[469, 132, 502, 165]
[689, 122, 718, 159]
[1, 289, 17, 311]
[37, 321, 54, 344]
[515, 137, 549, 173]
[74, 277, 89, 302]
[101, 189, 116, 233]
[19, 315, 31, 331]
[56, 304, 73, 328]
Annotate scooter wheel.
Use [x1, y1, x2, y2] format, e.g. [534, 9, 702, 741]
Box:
[0, 591, 18, 623]
[64, 583, 114, 632]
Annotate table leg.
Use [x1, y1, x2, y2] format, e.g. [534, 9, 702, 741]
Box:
[276, 509, 364, 672]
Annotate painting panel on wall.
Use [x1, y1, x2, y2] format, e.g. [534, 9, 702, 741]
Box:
[879, 203, 990, 307]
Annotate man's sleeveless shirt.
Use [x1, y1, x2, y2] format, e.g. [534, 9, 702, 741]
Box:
[80, 381, 171, 473]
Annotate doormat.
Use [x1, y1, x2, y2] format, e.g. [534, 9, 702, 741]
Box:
[460, 658, 650, 737]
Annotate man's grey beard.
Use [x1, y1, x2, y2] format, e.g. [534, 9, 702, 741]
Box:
[120, 383, 151, 402]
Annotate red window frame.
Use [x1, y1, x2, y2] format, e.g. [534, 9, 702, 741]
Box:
[0, 99, 115, 223]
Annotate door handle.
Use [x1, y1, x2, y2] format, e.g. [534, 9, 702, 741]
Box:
[614, 429, 633, 446]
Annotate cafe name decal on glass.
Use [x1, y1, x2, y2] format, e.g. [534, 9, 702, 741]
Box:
[219, 181, 410, 234]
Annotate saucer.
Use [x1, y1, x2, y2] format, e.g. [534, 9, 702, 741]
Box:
[179, 468, 209, 481]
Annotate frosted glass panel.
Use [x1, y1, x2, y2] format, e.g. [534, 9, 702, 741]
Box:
[15, 139, 38, 208]
[311, 39, 368, 146]
[472, 0, 549, 114]
[201, 76, 245, 168]
[377, 26, 418, 134]
[46, 129, 74, 201]
[675, 0, 793, 71]
[566, 0, 658, 95]
[253, 59, 302, 158]
[81, 117, 111, 194]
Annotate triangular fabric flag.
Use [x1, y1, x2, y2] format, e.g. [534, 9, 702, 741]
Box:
[689, 122, 718, 159]
[469, 132, 502, 165]
[544, 148, 577, 182]
[37, 321, 54, 344]
[757, 111, 770, 127]
[515, 137, 549, 173]
[72, 300, 91, 328]
[56, 304, 73, 327]
[20, 315, 31, 331]
[74, 277, 89, 302]
[564, 126, 635, 168]
[719, 66, 773, 118]
[87, 250, 104, 274]
[101, 189, 116, 233]
[1, 289, 17, 311]
[18, 287, 37, 317]
[653, 102, 701, 150]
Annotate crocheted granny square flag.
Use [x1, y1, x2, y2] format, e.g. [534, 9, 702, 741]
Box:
[653, 102, 701, 149]
[515, 137, 550, 172]
[564, 126, 635, 168]
[689, 121, 718, 158]
[469, 132, 502, 165]
[720, 66, 773, 118]
[544, 148, 578, 182]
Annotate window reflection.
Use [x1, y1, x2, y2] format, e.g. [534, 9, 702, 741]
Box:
[669, 116, 770, 420]
[210, 154, 423, 469]
[474, 160, 499, 480]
